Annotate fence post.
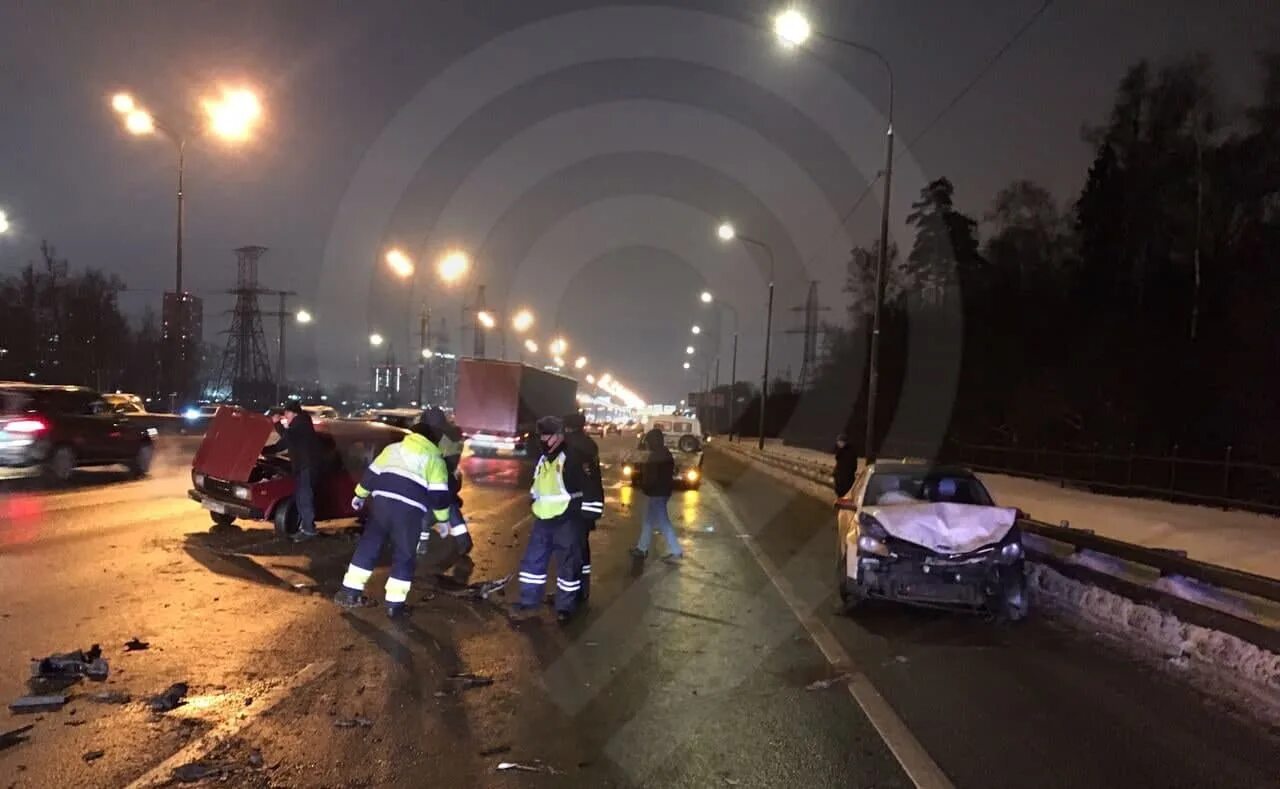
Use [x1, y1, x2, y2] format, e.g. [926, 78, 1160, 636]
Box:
[1126, 442, 1135, 488]
[1169, 443, 1179, 495]
[1222, 445, 1232, 510]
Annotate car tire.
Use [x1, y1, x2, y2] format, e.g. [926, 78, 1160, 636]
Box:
[837, 553, 864, 614]
[677, 435, 700, 453]
[993, 565, 1030, 623]
[273, 498, 300, 539]
[210, 512, 237, 528]
[128, 443, 154, 478]
[44, 445, 76, 484]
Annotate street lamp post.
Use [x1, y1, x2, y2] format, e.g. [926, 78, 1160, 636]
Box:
[699, 292, 740, 440]
[717, 222, 775, 450]
[774, 9, 896, 460]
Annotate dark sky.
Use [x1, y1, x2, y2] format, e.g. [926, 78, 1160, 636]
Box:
[1, 0, 1276, 403]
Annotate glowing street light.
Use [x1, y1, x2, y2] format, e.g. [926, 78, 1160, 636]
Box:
[717, 222, 736, 241]
[574, 356, 588, 370]
[700, 290, 713, 304]
[437, 250, 469, 284]
[421, 348, 434, 359]
[295, 309, 313, 324]
[125, 109, 156, 135]
[686, 345, 695, 355]
[691, 325, 702, 335]
[202, 87, 263, 142]
[477, 310, 496, 329]
[586, 374, 596, 384]
[385, 248, 414, 279]
[683, 361, 691, 370]
[549, 337, 567, 356]
[511, 308, 534, 333]
[0, 210, 9, 235]
[773, 8, 813, 47]
[369, 333, 384, 347]
[600, 373, 612, 385]
[524, 339, 539, 354]
[553, 356, 566, 368]
[111, 92, 136, 114]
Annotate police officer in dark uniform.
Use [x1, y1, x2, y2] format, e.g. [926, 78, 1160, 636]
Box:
[561, 411, 602, 604]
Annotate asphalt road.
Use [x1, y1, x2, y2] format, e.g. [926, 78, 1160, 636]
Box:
[0, 436, 1276, 788]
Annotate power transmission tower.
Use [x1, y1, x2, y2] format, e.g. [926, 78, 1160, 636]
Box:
[213, 246, 275, 406]
[785, 281, 830, 391]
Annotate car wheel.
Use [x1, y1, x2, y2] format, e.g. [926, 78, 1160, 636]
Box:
[273, 499, 300, 539]
[44, 445, 76, 483]
[677, 435, 700, 453]
[128, 443, 154, 478]
[992, 565, 1030, 623]
[837, 553, 864, 614]
[210, 512, 237, 528]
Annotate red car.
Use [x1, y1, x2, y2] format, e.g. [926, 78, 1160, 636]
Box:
[188, 407, 409, 537]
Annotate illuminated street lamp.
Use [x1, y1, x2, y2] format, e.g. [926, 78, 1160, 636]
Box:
[773, 8, 813, 47]
[685, 345, 695, 355]
[700, 290, 713, 304]
[511, 308, 534, 333]
[683, 361, 691, 370]
[524, 339, 539, 354]
[477, 310, 496, 329]
[553, 356, 566, 368]
[437, 250, 469, 284]
[586, 374, 596, 385]
[691, 325, 701, 335]
[421, 348, 434, 359]
[717, 222, 736, 241]
[550, 337, 567, 356]
[385, 248, 414, 279]
[0, 210, 9, 235]
[369, 333, 384, 347]
[717, 219, 776, 450]
[202, 87, 262, 142]
[574, 356, 588, 370]
[295, 309, 313, 324]
[700, 289, 740, 439]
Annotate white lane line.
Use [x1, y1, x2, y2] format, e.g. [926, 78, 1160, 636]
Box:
[127, 660, 334, 788]
[711, 488, 954, 789]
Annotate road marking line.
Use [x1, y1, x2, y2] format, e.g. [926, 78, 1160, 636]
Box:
[126, 660, 334, 788]
[710, 487, 954, 789]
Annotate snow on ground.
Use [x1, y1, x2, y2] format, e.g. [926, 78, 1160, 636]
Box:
[749, 441, 1280, 579]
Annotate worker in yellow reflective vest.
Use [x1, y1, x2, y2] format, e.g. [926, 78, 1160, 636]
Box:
[510, 415, 603, 624]
[334, 421, 452, 618]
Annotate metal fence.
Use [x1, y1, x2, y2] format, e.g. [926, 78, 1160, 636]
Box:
[910, 441, 1280, 515]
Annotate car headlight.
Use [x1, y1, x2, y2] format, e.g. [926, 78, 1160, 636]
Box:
[233, 485, 251, 501]
[183, 408, 201, 420]
[857, 534, 891, 557]
[685, 469, 699, 482]
[193, 472, 206, 488]
[1000, 541, 1023, 563]
[146, 427, 159, 438]
[622, 465, 633, 477]
[856, 513, 891, 556]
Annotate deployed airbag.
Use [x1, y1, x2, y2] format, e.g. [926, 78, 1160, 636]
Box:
[864, 502, 1017, 554]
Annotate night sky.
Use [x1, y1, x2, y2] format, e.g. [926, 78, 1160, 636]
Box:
[1, 0, 1276, 403]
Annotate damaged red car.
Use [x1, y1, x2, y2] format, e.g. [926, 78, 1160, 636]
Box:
[188, 407, 409, 537]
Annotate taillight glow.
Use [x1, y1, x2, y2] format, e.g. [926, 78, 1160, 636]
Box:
[5, 418, 48, 434]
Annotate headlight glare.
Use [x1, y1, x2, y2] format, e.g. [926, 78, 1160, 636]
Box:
[233, 485, 251, 501]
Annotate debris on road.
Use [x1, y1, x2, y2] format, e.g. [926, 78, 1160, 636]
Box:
[123, 637, 150, 652]
[496, 761, 561, 774]
[171, 760, 234, 783]
[440, 574, 512, 601]
[805, 673, 851, 691]
[0, 724, 34, 752]
[64, 720, 86, 727]
[248, 750, 264, 769]
[443, 672, 494, 693]
[479, 745, 511, 757]
[88, 690, 131, 704]
[334, 717, 373, 728]
[82, 749, 105, 762]
[148, 682, 189, 712]
[9, 694, 68, 713]
[31, 644, 109, 681]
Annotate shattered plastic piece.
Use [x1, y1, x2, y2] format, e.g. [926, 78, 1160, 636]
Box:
[442, 574, 512, 601]
[148, 682, 188, 712]
[479, 745, 511, 757]
[124, 637, 150, 652]
[0, 724, 34, 752]
[9, 694, 68, 713]
[64, 720, 86, 727]
[31, 645, 109, 682]
[82, 749, 105, 762]
[805, 673, 851, 691]
[248, 750, 264, 769]
[496, 761, 561, 774]
[334, 717, 373, 728]
[444, 672, 494, 691]
[172, 761, 232, 783]
[88, 690, 131, 704]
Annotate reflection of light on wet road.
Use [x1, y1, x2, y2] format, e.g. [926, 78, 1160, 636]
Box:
[0, 494, 43, 545]
[460, 457, 530, 489]
[678, 489, 700, 528]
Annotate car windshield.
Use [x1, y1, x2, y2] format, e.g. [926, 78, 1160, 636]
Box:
[0, 388, 96, 415]
[866, 471, 994, 506]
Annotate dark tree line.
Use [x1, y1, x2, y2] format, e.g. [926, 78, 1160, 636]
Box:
[784, 51, 1280, 462]
[0, 241, 163, 395]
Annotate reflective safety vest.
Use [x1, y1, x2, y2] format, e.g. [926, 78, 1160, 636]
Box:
[355, 432, 452, 523]
[438, 434, 463, 459]
[531, 453, 572, 520]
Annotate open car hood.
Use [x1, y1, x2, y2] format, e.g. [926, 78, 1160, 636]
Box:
[863, 502, 1017, 555]
[192, 407, 275, 482]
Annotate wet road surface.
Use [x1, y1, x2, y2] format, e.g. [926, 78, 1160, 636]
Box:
[1, 437, 1276, 787]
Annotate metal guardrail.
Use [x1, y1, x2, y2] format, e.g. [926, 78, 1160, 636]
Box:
[714, 441, 1280, 609]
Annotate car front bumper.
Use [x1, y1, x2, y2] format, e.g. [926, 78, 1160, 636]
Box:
[852, 553, 1011, 609]
[188, 489, 264, 520]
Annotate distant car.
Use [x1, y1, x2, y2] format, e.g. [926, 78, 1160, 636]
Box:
[101, 392, 184, 434]
[353, 407, 423, 430]
[0, 383, 156, 481]
[638, 414, 704, 453]
[835, 460, 1028, 620]
[302, 404, 340, 421]
[584, 422, 606, 437]
[188, 406, 409, 536]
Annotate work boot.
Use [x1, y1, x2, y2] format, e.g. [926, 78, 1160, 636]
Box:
[555, 610, 575, 625]
[292, 528, 318, 543]
[385, 603, 410, 619]
[629, 548, 648, 560]
[333, 588, 370, 608]
[663, 553, 684, 565]
[507, 603, 540, 621]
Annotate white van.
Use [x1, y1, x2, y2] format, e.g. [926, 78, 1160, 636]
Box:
[639, 414, 704, 454]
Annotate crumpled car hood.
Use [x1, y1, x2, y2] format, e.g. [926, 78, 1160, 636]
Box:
[863, 502, 1018, 555]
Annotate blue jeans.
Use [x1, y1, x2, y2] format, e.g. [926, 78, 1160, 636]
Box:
[295, 467, 316, 533]
[637, 495, 681, 556]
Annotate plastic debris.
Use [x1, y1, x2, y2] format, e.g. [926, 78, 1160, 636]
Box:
[496, 761, 561, 774]
[172, 761, 233, 783]
[441, 574, 512, 601]
[479, 745, 511, 757]
[334, 717, 373, 728]
[0, 724, 34, 751]
[82, 749, 105, 762]
[444, 672, 494, 692]
[64, 720, 86, 727]
[148, 682, 189, 712]
[31, 644, 109, 682]
[123, 637, 150, 652]
[9, 694, 68, 713]
[88, 690, 131, 704]
[248, 750, 264, 769]
[805, 673, 851, 691]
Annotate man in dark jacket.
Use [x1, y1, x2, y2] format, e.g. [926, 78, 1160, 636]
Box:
[562, 411, 601, 603]
[833, 433, 858, 497]
[265, 401, 323, 541]
[630, 428, 683, 562]
[418, 408, 471, 560]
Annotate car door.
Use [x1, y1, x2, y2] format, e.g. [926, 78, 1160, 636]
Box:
[836, 468, 871, 552]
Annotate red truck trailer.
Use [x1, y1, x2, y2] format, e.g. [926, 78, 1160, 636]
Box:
[453, 359, 578, 458]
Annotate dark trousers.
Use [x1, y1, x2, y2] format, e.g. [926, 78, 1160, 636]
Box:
[344, 499, 420, 604]
[295, 467, 316, 532]
[579, 524, 591, 602]
[518, 517, 583, 613]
